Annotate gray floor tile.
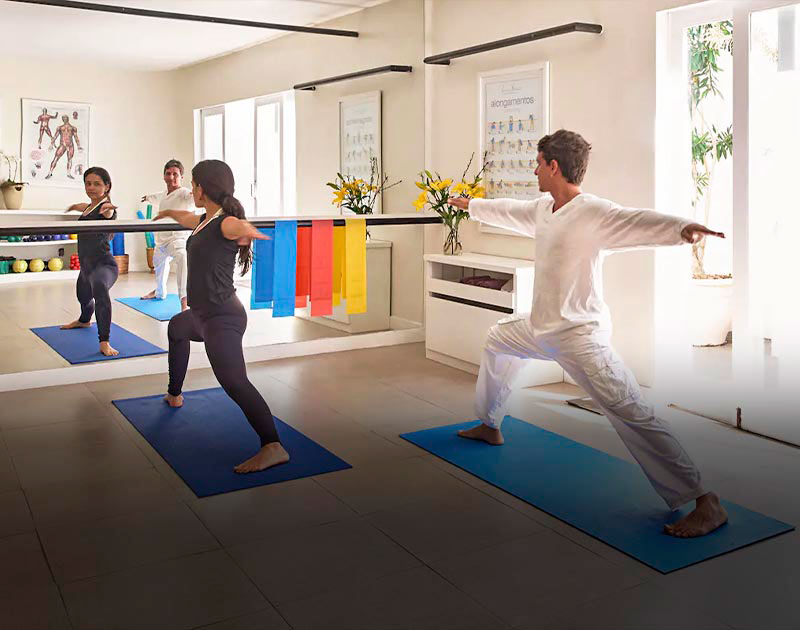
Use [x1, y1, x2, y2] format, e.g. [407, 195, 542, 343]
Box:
[228, 518, 420, 605]
[535, 580, 732, 630]
[195, 608, 291, 629]
[0, 532, 53, 595]
[313, 455, 482, 515]
[188, 477, 356, 547]
[0, 489, 34, 539]
[62, 549, 266, 630]
[277, 566, 508, 630]
[368, 490, 544, 563]
[39, 502, 218, 585]
[0, 581, 71, 630]
[429, 529, 644, 628]
[24, 467, 181, 526]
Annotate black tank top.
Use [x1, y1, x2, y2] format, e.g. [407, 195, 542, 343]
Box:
[77, 198, 117, 260]
[186, 212, 238, 309]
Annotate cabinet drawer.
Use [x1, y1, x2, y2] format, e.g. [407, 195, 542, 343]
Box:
[426, 296, 506, 366]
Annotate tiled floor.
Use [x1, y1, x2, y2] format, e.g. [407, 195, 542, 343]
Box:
[0, 343, 797, 629]
[0, 272, 349, 376]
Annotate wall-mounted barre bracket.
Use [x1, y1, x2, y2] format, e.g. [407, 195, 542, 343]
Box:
[423, 22, 602, 65]
[0, 214, 442, 237]
[6, 0, 359, 38]
[294, 65, 413, 91]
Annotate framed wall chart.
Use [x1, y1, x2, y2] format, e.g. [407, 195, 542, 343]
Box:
[478, 63, 549, 236]
[338, 90, 382, 214]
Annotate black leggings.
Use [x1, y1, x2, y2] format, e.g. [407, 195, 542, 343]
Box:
[167, 296, 280, 446]
[77, 256, 119, 343]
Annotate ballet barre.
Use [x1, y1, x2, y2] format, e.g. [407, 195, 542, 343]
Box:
[0, 213, 443, 237]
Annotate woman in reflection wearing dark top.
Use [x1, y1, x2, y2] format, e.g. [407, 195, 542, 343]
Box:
[61, 166, 119, 356]
[154, 159, 289, 473]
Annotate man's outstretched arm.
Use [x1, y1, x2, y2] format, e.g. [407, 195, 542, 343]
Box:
[448, 196, 543, 237]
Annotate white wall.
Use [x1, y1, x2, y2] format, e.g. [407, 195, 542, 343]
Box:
[0, 59, 188, 271]
[425, 0, 701, 385]
[173, 0, 426, 324]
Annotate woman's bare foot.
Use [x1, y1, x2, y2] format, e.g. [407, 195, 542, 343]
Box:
[234, 442, 290, 474]
[60, 320, 91, 330]
[163, 393, 184, 408]
[457, 423, 504, 445]
[141, 290, 157, 300]
[99, 341, 119, 356]
[664, 492, 728, 538]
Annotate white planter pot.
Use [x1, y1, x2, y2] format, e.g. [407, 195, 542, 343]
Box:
[0, 183, 25, 210]
[689, 278, 733, 346]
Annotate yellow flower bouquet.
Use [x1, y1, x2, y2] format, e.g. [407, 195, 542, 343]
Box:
[327, 158, 400, 237]
[413, 153, 486, 255]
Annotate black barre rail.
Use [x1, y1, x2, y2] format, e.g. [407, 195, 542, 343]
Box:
[294, 65, 413, 91]
[423, 22, 603, 65]
[0, 215, 443, 237]
[6, 0, 359, 38]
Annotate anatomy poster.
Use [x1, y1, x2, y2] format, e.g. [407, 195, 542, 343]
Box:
[22, 99, 90, 188]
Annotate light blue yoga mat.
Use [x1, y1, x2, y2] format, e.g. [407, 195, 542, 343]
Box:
[117, 295, 182, 321]
[31, 323, 166, 364]
[113, 387, 351, 497]
[400, 417, 794, 573]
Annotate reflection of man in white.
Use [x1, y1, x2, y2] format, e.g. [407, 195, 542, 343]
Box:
[46, 115, 81, 179]
[449, 129, 729, 538]
[140, 159, 194, 311]
[34, 108, 58, 149]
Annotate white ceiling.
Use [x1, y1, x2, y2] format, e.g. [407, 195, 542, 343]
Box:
[0, 0, 387, 71]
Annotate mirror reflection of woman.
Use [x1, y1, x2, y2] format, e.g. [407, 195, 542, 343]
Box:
[154, 159, 290, 473]
[61, 167, 119, 356]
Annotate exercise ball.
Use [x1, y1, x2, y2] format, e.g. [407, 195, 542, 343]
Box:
[12, 259, 27, 273]
[48, 257, 63, 272]
[29, 259, 45, 273]
[69, 234, 77, 240]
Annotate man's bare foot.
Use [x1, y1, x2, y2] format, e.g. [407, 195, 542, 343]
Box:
[664, 492, 728, 538]
[164, 393, 183, 408]
[60, 320, 91, 330]
[180, 297, 188, 311]
[234, 442, 290, 473]
[99, 341, 119, 356]
[141, 290, 157, 300]
[457, 423, 504, 445]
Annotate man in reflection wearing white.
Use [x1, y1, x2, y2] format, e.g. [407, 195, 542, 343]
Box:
[141, 159, 195, 311]
[449, 129, 728, 538]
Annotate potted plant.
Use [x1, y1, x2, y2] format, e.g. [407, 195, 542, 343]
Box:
[327, 157, 400, 238]
[687, 21, 734, 346]
[0, 152, 26, 210]
[413, 153, 486, 255]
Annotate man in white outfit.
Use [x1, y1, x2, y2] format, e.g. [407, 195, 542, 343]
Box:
[448, 130, 728, 538]
[141, 159, 194, 311]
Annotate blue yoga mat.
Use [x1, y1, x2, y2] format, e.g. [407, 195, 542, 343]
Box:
[401, 417, 794, 573]
[117, 295, 182, 321]
[31, 323, 166, 364]
[112, 387, 352, 497]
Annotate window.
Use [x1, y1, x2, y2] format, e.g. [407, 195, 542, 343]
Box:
[196, 91, 295, 216]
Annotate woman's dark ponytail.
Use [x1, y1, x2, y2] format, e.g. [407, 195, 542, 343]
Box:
[192, 160, 253, 275]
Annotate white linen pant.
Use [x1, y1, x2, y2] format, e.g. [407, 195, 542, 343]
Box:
[153, 240, 187, 300]
[475, 317, 705, 510]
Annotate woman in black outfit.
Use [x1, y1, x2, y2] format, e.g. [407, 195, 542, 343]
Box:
[155, 159, 289, 474]
[61, 167, 119, 356]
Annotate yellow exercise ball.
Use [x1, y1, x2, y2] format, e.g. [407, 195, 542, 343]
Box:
[69, 234, 78, 240]
[29, 258, 45, 273]
[48, 257, 64, 272]
[12, 259, 27, 273]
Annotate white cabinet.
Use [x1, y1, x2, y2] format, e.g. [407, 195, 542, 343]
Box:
[296, 239, 391, 334]
[424, 252, 563, 386]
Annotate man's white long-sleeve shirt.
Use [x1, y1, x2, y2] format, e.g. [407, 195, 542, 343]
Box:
[468, 193, 691, 338]
[143, 187, 195, 246]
